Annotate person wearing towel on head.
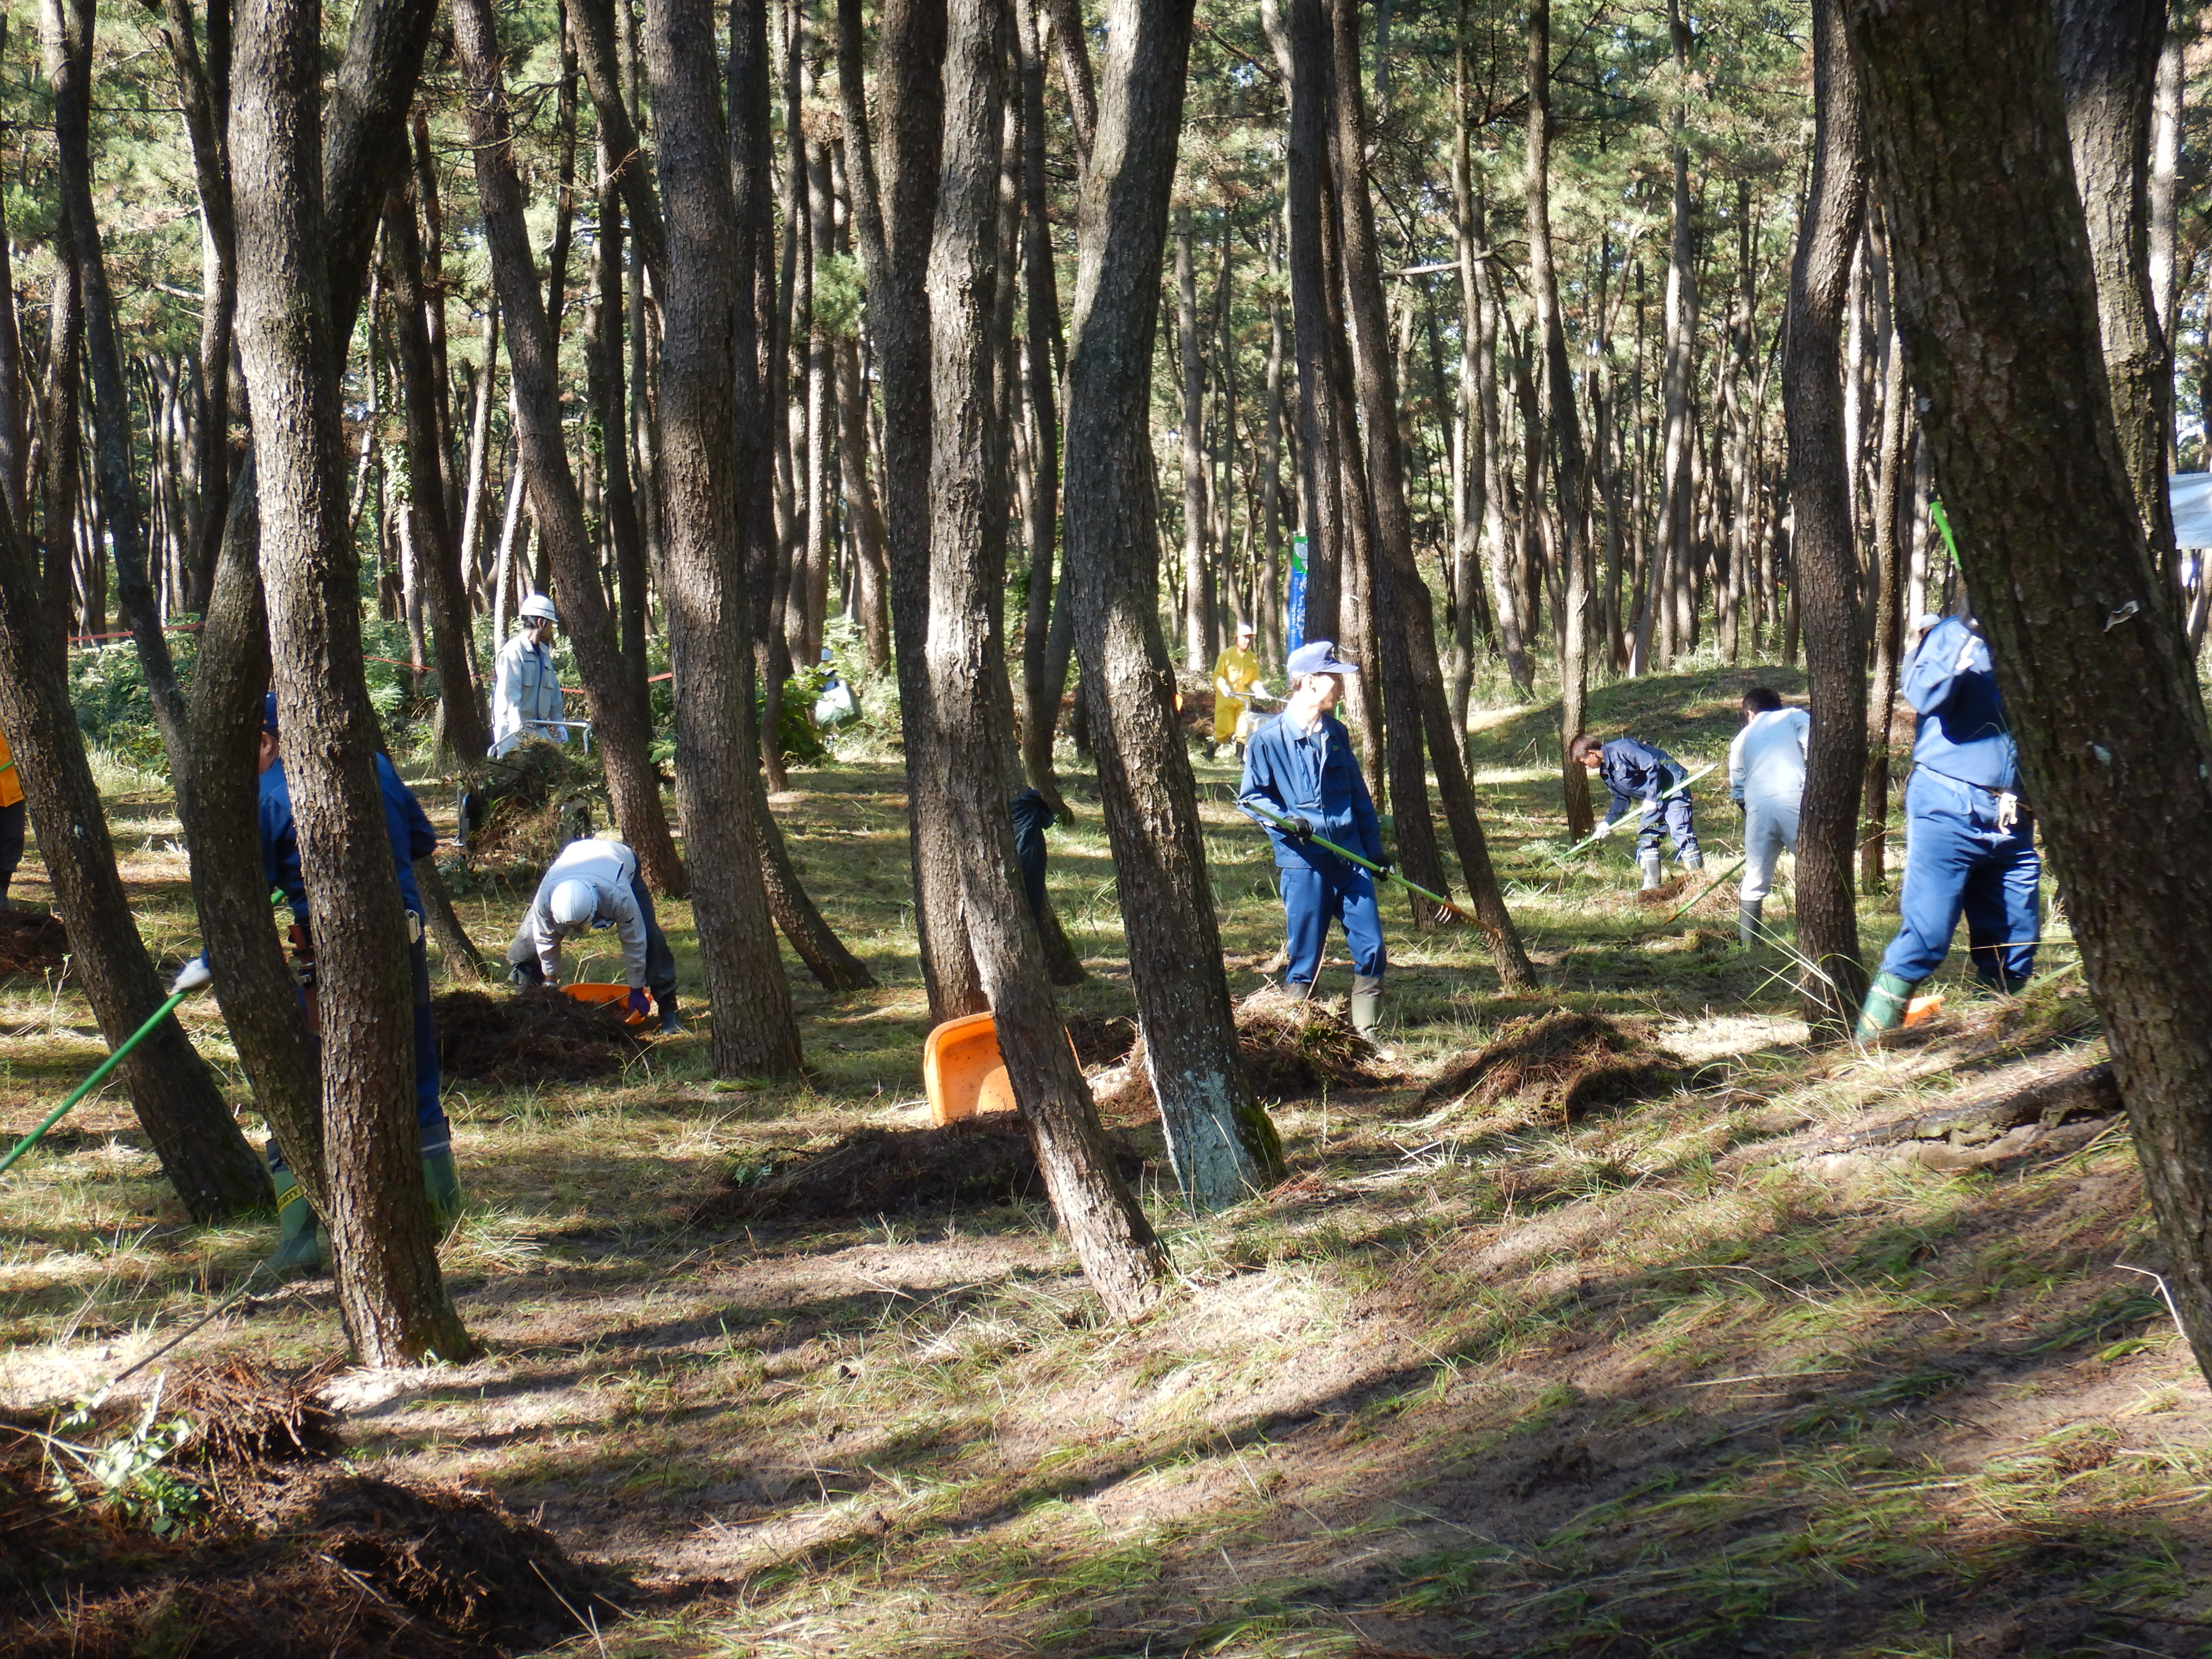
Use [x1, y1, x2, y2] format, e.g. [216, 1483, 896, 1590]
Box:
[508, 836, 682, 1034]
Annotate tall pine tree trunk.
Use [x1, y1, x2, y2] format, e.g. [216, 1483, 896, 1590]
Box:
[645, 0, 804, 1077]
[231, 0, 473, 1363]
[930, 0, 1170, 1305]
[1781, 0, 1870, 1032]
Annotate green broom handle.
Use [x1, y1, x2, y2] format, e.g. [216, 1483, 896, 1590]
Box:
[0, 990, 189, 1179]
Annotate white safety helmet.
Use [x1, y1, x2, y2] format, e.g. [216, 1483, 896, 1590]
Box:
[518, 593, 559, 625]
[549, 879, 597, 929]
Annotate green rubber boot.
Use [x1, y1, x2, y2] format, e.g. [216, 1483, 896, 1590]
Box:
[421, 1142, 463, 1234]
[1854, 971, 1917, 1041]
[266, 1164, 326, 1273]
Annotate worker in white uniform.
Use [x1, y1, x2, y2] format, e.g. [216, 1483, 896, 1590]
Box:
[490, 593, 569, 757]
[1727, 685, 1810, 947]
[507, 837, 682, 1034]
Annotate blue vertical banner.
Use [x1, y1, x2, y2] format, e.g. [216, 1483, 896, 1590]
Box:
[1286, 534, 1309, 656]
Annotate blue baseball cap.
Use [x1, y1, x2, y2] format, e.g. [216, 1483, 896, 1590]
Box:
[262, 691, 280, 733]
[1286, 640, 1358, 678]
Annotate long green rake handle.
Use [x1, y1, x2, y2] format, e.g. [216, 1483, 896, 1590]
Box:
[0, 990, 188, 1179]
[1242, 800, 1472, 920]
[1557, 761, 1718, 862]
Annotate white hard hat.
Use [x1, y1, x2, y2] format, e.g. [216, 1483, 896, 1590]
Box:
[518, 593, 558, 624]
[549, 879, 597, 928]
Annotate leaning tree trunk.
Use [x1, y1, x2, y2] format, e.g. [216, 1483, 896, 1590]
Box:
[931, 0, 1170, 1308]
[1781, 0, 1870, 1034]
[1064, 0, 1283, 1210]
[2054, 0, 2174, 563]
[1860, 319, 1907, 894]
[0, 490, 268, 1221]
[1843, 0, 2212, 1399]
[452, 0, 685, 900]
[232, 0, 474, 1366]
[836, 0, 979, 1022]
[644, 0, 803, 1079]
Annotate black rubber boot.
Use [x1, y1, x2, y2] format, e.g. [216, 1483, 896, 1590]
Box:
[1738, 899, 1763, 948]
[657, 994, 684, 1035]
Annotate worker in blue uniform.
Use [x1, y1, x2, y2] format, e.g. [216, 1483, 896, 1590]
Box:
[1856, 611, 2040, 1037]
[1237, 640, 1389, 1046]
[1570, 731, 1705, 890]
[174, 693, 457, 1268]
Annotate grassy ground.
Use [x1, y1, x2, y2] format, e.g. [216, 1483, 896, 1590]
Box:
[2, 664, 2204, 1658]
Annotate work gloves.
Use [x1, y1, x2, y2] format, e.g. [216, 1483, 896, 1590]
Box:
[1374, 857, 1395, 879]
[625, 986, 652, 1019]
[169, 955, 213, 995]
[1285, 814, 1319, 842]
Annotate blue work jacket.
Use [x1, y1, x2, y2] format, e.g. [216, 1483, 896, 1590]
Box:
[1238, 710, 1382, 870]
[1903, 616, 2018, 791]
[1598, 737, 1687, 826]
[261, 753, 438, 921]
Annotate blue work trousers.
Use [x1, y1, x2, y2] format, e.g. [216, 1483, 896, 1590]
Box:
[273, 921, 444, 1175]
[1877, 768, 2041, 990]
[1636, 794, 1699, 863]
[1280, 859, 1387, 986]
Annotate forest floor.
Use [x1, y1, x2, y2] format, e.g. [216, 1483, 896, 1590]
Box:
[3, 664, 2208, 1659]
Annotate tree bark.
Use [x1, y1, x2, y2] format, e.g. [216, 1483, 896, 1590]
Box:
[837, 0, 981, 1022]
[0, 492, 268, 1221]
[1064, 0, 1283, 1210]
[381, 187, 491, 763]
[1860, 302, 1907, 894]
[1045, 0, 1098, 168]
[934, 0, 1171, 1306]
[1781, 0, 1869, 1034]
[2054, 0, 2173, 563]
[1015, 0, 1071, 808]
[42, 0, 191, 779]
[1176, 207, 1212, 671]
[638, 0, 803, 1078]
[0, 16, 23, 535]
[231, 0, 473, 1365]
[452, 0, 685, 898]
[1843, 0, 2212, 1396]
[1523, 0, 1595, 839]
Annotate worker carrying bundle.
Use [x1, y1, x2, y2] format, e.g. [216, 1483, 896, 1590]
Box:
[1236, 639, 1389, 1046]
[1571, 731, 1706, 890]
[507, 836, 682, 1034]
[1856, 608, 2040, 1037]
[1728, 687, 1809, 946]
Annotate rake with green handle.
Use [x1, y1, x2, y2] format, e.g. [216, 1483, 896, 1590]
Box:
[1240, 800, 1476, 923]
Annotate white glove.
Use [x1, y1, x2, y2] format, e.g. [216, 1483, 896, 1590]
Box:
[169, 956, 213, 995]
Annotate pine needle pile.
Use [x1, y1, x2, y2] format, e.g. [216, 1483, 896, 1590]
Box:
[0, 911, 69, 976]
[433, 987, 647, 1085]
[1421, 1009, 1679, 1121]
[696, 1116, 1150, 1226]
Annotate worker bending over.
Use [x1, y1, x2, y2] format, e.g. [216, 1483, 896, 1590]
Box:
[508, 836, 681, 1034]
[1572, 731, 1705, 890]
[1856, 610, 2040, 1037]
[1728, 687, 1809, 946]
[176, 693, 456, 1269]
[1237, 640, 1389, 1045]
[1209, 622, 1270, 761]
[490, 593, 568, 757]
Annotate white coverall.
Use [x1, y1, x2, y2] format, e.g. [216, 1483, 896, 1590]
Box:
[490, 632, 569, 757]
[521, 839, 650, 987]
[1729, 706, 1810, 904]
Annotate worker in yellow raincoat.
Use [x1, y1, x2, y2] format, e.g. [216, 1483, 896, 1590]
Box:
[1207, 622, 1270, 761]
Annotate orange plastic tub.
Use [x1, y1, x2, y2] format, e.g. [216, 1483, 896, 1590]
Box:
[924, 1012, 1020, 1125]
[563, 981, 651, 1027]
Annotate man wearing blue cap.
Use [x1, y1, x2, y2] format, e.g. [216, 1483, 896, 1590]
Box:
[1237, 640, 1389, 1045]
[173, 693, 457, 1268]
[1855, 610, 2040, 1037]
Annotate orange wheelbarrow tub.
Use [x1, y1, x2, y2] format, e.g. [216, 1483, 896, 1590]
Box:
[922, 1013, 1086, 1126]
[563, 981, 651, 1027]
